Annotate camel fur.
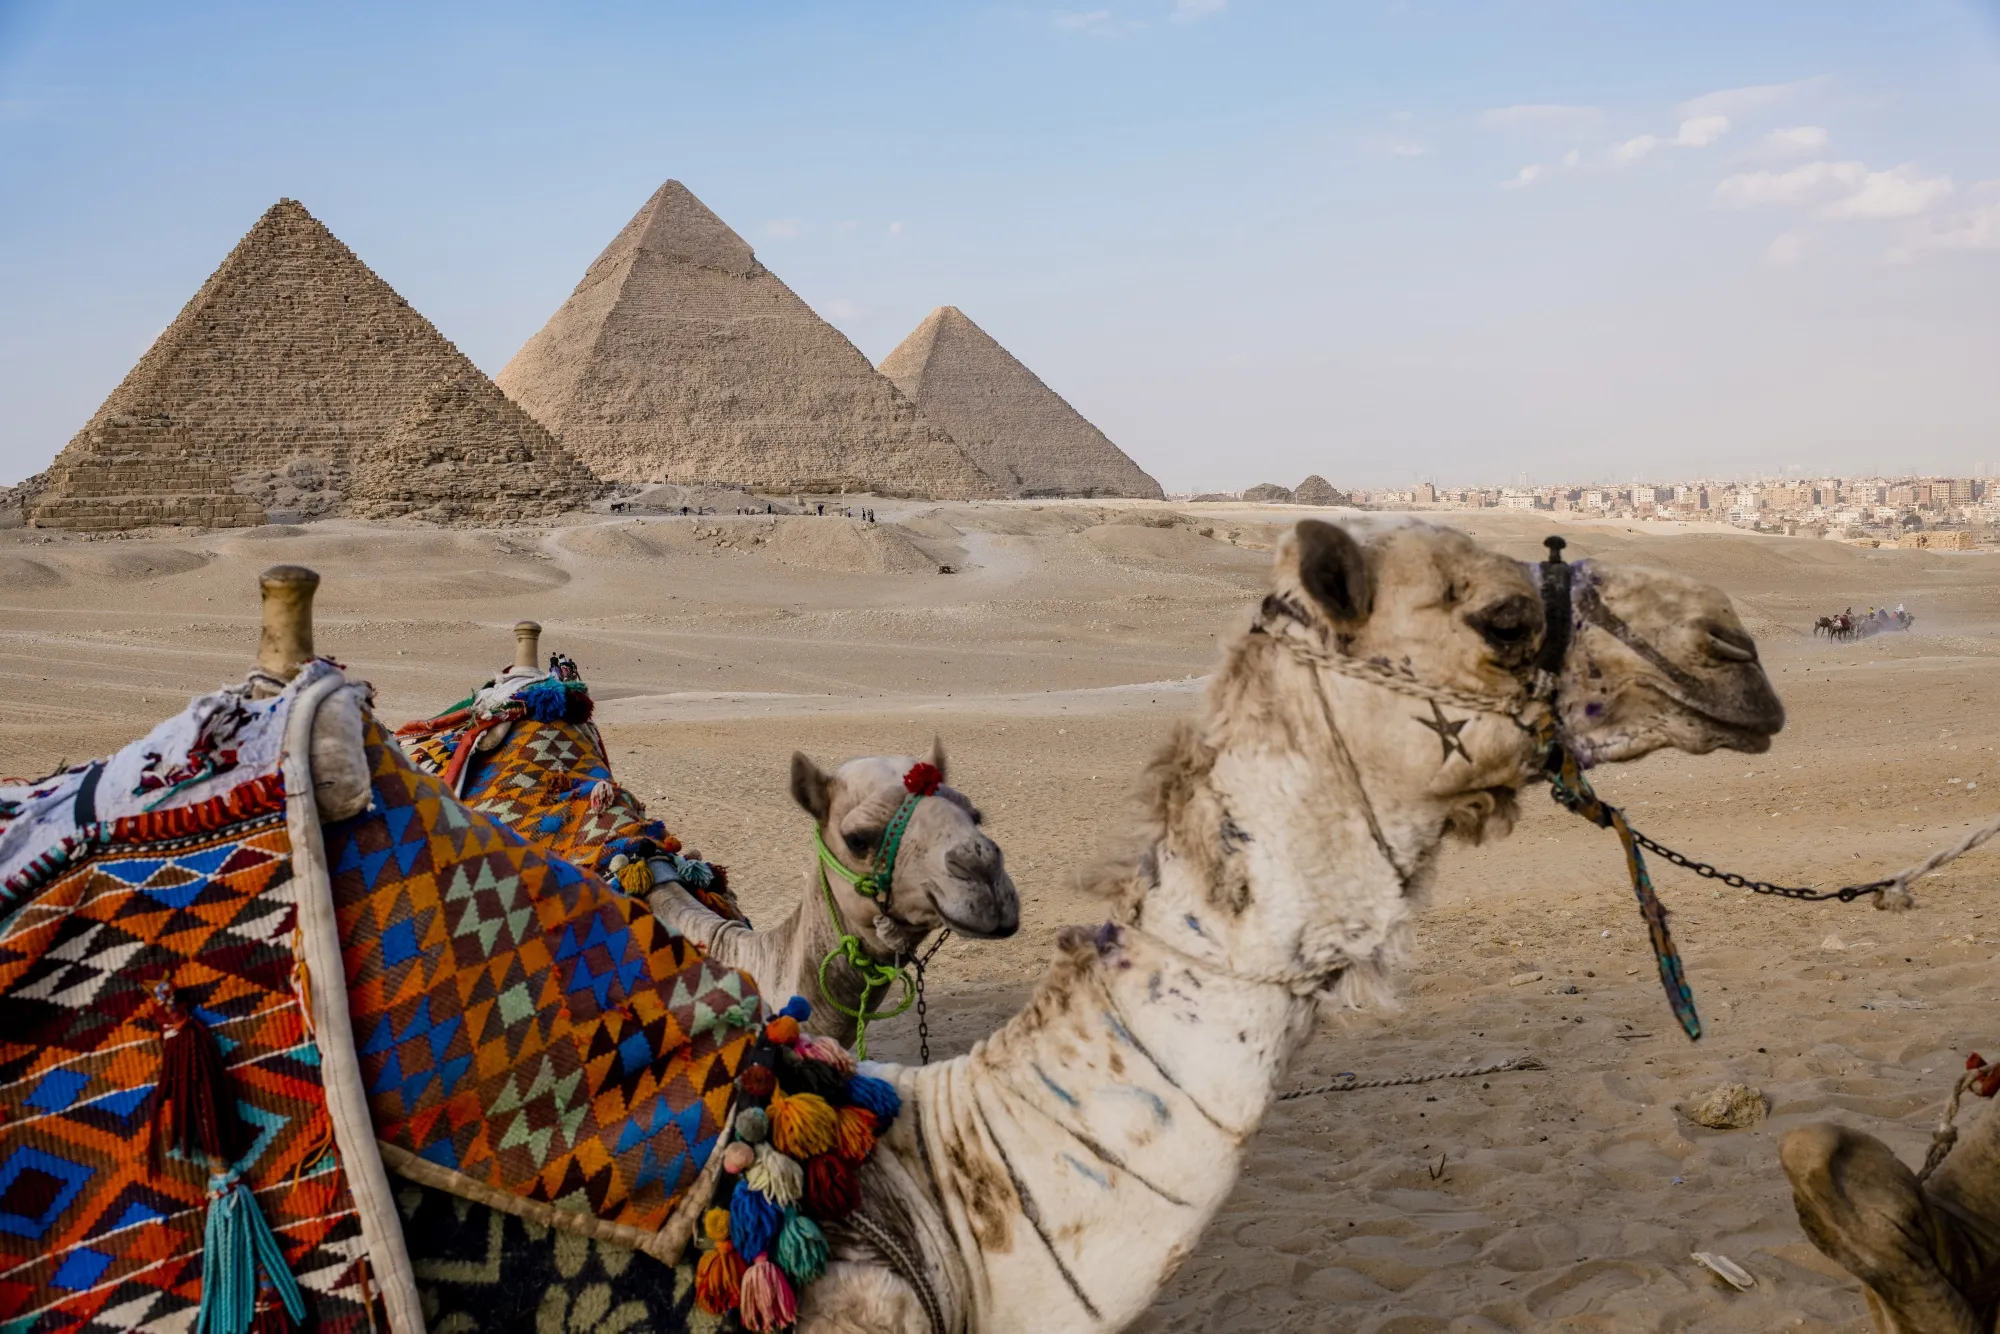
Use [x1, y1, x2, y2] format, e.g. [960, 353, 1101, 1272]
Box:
[1783, 1108, 2000, 1331]
[647, 741, 1019, 1047]
[789, 519, 1782, 1334]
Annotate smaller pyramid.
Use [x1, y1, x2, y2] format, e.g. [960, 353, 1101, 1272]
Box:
[498, 181, 997, 499]
[348, 369, 600, 524]
[877, 307, 1161, 499]
[1294, 475, 1345, 506]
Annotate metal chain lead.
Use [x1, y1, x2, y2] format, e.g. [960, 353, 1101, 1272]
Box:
[1623, 825, 1894, 902]
[913, 929, 950, 1065]
[1545, 773, 1897, 904]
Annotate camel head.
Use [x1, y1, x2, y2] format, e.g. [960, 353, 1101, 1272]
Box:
[1552, 557, 1785, 765]
[1253, 519, 1554, 844]
[790, 741, 1020, 958]
[1209, 520, 1787, 930]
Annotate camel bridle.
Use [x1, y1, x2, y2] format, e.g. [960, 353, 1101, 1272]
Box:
[810, 764, 946, 1059]
[1128, 538, 1581, 1002]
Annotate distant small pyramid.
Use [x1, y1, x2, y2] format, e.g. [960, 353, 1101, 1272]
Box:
[877, 307, 1161, 500]
[349, 368, 602, 524]
[31, 199, 599, 531]
[497, 181, 997, 499]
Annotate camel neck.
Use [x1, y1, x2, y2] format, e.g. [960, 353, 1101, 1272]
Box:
[899, 654, 1423, 1333]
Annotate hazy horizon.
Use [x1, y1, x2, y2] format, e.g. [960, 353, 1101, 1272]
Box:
[3, 1, 1996, 493]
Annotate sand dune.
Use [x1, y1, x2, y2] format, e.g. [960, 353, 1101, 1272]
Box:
[6, 500, 1998, 1330]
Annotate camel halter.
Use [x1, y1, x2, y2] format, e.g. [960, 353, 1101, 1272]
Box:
[1141, 539, 1578, 1000]
[810, 762, 944, 1058]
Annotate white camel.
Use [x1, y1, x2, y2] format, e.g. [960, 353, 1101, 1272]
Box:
[780, 519, 1784, 1333]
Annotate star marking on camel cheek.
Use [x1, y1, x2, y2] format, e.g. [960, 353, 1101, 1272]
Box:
[1414, 700, 1472, 763]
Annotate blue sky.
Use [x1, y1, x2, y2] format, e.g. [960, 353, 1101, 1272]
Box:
[2, 0, 1997, 492]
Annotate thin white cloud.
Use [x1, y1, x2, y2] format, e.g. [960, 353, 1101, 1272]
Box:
[823, 298, 866, 319]
[1765, 231, 1811, 265]
[1677, 76, 1827, 121]
[1713, 160, 1954, 220]
[1676, 115, 1729, 148]
[1385, 141, 1429, 157]
[763, 218, 804, 239]
[1478, 104, 1600, 134]
[1169, 0, 1226, 22]
[1916, 200, 2000, 251]
[836, 220, 858, 233]
[1611, 135, 1661, 166]
[1501, 163, 1551, 190]
[1561, 149, 1581, 168]
[888, 221, 904, 236]
[1763, 126, 1829, 156]
[1829, 165, 1954, 219]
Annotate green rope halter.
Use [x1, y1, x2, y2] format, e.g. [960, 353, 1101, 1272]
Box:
[812, 785, 929, 1058]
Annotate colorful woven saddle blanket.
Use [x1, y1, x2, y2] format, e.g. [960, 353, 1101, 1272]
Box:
[0, 665, 384, 1333]
[396, 659, 743, 924]
[325, 714, 763, 1248]
[0, 663, 768, 1333]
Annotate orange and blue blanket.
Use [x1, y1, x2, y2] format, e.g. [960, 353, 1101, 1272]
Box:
[398, 661, 745, 923]
[0, 664, 764, 1332]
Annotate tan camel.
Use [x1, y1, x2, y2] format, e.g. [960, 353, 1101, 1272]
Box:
[648, 745, 1018, 1053]
[1783, 1095, 2000, 1330]
[775, 519, 1782, 1333]
[444, 620, 1021, 1052]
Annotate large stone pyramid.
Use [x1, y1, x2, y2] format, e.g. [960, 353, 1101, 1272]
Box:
[878, 306, 1161, 499]
[32, 199, 600, 530]
[496, 181, 997, 499]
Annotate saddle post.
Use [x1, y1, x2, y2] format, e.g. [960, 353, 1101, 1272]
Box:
[256, 564, 320, 686]
[513, 620, 543, 674]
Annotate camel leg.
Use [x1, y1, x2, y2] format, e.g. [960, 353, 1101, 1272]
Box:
[1781, 1122, 1993, 1333]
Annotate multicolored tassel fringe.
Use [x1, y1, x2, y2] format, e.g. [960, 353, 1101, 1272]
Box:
[693, 995, 904, 1329]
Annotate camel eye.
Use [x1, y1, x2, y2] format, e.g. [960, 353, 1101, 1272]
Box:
[1465, 594, 1541, 666]
[843, 828, 880, 856]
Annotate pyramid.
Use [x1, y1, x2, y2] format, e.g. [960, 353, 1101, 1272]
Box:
[496, 181, 998, 499]
[348, 367, 603, 524]
[31, 199, 600, 531]
[877, 306, 1161, 499]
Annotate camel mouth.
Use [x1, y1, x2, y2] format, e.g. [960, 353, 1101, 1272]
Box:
[943, 914, 1020, 941]
[933, 881, 1021, 940]
[1649, 675, 1786, 743]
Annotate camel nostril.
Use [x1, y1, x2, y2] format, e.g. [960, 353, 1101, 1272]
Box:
[1703, 624, 1757, 663]
[946, 841, 997, 880]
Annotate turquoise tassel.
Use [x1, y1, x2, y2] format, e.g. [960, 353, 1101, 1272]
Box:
[775, 1210, 828, 1283]
[199, 1172, 307, 1334]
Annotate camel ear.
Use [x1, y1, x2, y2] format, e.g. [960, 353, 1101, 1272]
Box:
[1295, 520, 1373, 624]
[790, 752, 834, 822]
[928, 735, 948, 782]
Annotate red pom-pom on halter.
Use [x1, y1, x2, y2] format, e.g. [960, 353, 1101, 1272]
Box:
[902, 762, 942, 797]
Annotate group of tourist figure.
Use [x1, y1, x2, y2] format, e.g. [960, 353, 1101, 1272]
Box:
[1815, 603, 1914, 640]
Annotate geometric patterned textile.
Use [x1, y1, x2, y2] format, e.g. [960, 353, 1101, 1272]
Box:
[0, 803, 383, 1333]
[402, 669, 746, 923]
[396, 1175, 702, 1334]
[325, 720, 761, 1237]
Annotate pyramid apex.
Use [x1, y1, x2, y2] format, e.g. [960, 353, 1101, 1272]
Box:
[584, 178, 757, 279]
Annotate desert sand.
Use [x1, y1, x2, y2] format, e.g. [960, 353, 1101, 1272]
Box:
[5, 500, 1998, 1332]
